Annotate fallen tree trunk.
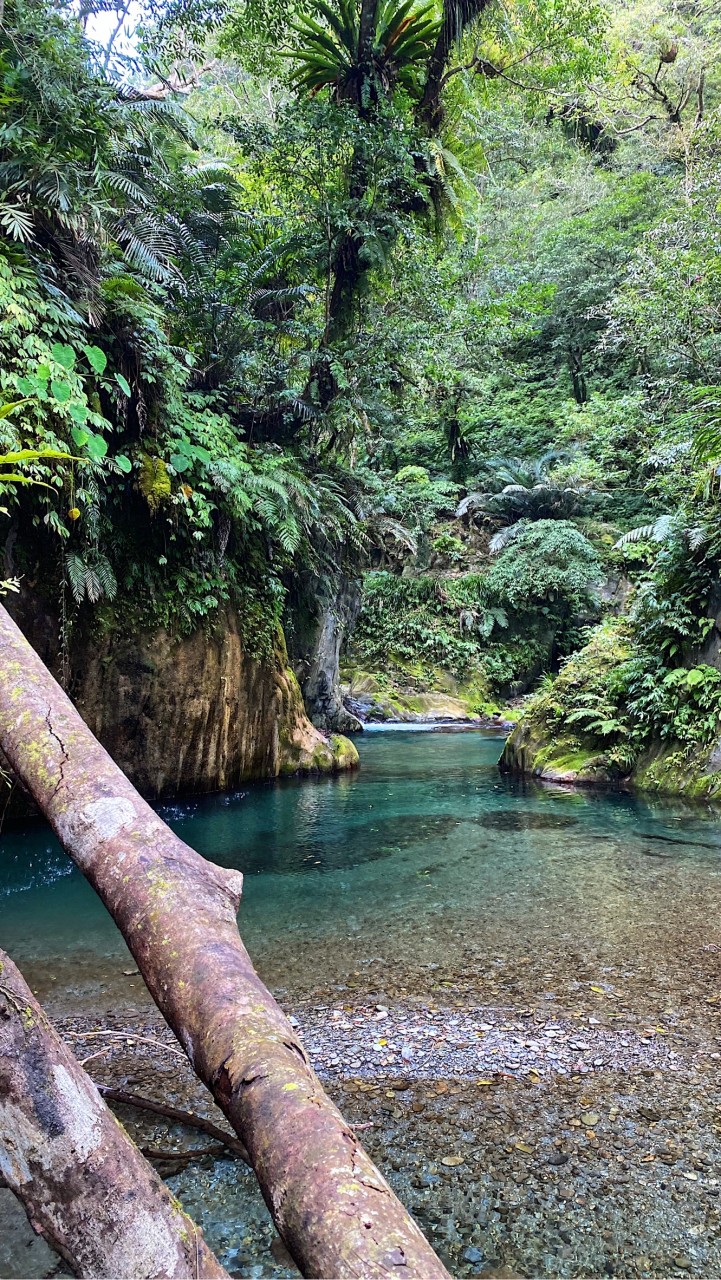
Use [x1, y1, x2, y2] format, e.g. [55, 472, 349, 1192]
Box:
[0, 604, 448, 1280]
[0, 948, 227, 1279]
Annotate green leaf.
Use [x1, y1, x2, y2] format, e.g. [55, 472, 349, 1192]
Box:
[0, 398, 29, 419]
[170, 453, 191, 473]
[50, 379, 72, 405]
[86, 433, 108, 461]
[0, 448, 72, 463]
[51, 343, 75, 371]
[71, 427, 90, 448]
[115, 373, 132, 397]
[115, 454, 132, 474]
[68, 401, 89, 423]
[83, 344, 107, 375]
[0, 473, 57, 490]
[663, 668, 685, 686]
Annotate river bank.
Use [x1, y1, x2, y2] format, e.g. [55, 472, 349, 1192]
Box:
[5, 970, 721, 1280]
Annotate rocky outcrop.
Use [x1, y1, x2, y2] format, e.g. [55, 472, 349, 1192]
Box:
[294, 575, 363, 734]
[500, 720, 721, 799]
[2, 605, 358, 804]
[74, 620, 358, 796]
[499, 721, 625, 787]
[340, 667, 496, 725]
[341, 670, 481, 724]
[499, 603, 721, 799]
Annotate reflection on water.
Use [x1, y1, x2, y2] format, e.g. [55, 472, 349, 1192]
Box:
[2, 728, 721, 1013]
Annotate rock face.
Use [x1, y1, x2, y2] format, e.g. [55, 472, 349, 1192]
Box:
[341, 670, 482, 724]
[3, 604, 358, 803]
[294, 576, 363, 734]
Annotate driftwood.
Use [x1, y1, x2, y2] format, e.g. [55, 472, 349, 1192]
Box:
[0, 604, 448, 1280]
[97, 1085, 250, 1162]
[0, 948, 227, 1279]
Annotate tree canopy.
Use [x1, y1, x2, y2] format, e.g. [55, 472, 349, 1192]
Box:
[1, 0, 720, 733]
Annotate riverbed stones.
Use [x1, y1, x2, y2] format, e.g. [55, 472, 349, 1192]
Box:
[15, 988, 717, 1280]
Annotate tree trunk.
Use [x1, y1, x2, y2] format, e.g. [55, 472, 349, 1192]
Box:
[0, 948, 227, 1279]
[358, 0, 379, 67]
[300, 573, 363, 733]
[0, 604, 448, 1280]
[418, 0, 492, 130]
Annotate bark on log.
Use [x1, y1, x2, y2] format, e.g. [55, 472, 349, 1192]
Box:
[0, 605, 448, 1280]
[0, 948, 227, 1279]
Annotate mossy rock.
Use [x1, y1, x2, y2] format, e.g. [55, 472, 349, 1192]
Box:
[632, 741, 721, 800]
[500, 722, 626, 786]
[339, 667, 387, 696]
[330, 734, 360, 771]
[341, 662, 496, 723]
[502, 718, 721, 799]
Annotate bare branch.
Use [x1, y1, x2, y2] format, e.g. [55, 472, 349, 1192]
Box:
[97, 1085, 251, 1163]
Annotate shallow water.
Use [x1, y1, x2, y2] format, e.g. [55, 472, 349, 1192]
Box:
[3, 726, 721, 1010]
[3, 728, 721, 1278]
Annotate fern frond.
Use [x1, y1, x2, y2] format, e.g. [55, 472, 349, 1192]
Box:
[614, 515, 674, 548]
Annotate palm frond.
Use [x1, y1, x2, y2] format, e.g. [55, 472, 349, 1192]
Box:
[489, 522, 523, 554]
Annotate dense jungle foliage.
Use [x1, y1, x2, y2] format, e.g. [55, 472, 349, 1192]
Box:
[2, 0, 721, 765]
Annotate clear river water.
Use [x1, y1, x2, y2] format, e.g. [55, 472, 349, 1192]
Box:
[2, 727, 721, 1278]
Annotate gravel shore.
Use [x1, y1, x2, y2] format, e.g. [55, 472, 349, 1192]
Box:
[3, 986, 720, 1280]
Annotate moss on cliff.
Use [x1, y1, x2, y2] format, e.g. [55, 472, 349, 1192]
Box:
[631, 744, 721, 800]
[501, 712, 721, 799]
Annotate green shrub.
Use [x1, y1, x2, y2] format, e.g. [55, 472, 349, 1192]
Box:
[615, 660, 721, 749]
[431, 531, 465, 563]
[520, 615, 721, 772]
[485, 520, 601, 613]
[351, 522, 601, 690]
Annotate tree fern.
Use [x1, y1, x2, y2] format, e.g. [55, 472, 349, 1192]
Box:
[614, 515, 710, 552]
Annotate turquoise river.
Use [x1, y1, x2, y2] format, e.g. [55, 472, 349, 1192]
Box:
[2, 728, 721, 1279]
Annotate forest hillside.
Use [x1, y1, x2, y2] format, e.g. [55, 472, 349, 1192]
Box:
[1, 0, 720, 795]
[4, 5, 721, 1277]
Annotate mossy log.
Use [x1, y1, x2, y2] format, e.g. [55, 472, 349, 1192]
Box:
[0, 948, 227, 1279]
[0, 604, 447, 1280]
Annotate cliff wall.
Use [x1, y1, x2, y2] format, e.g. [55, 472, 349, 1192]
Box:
[2, 606, 358, 805]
